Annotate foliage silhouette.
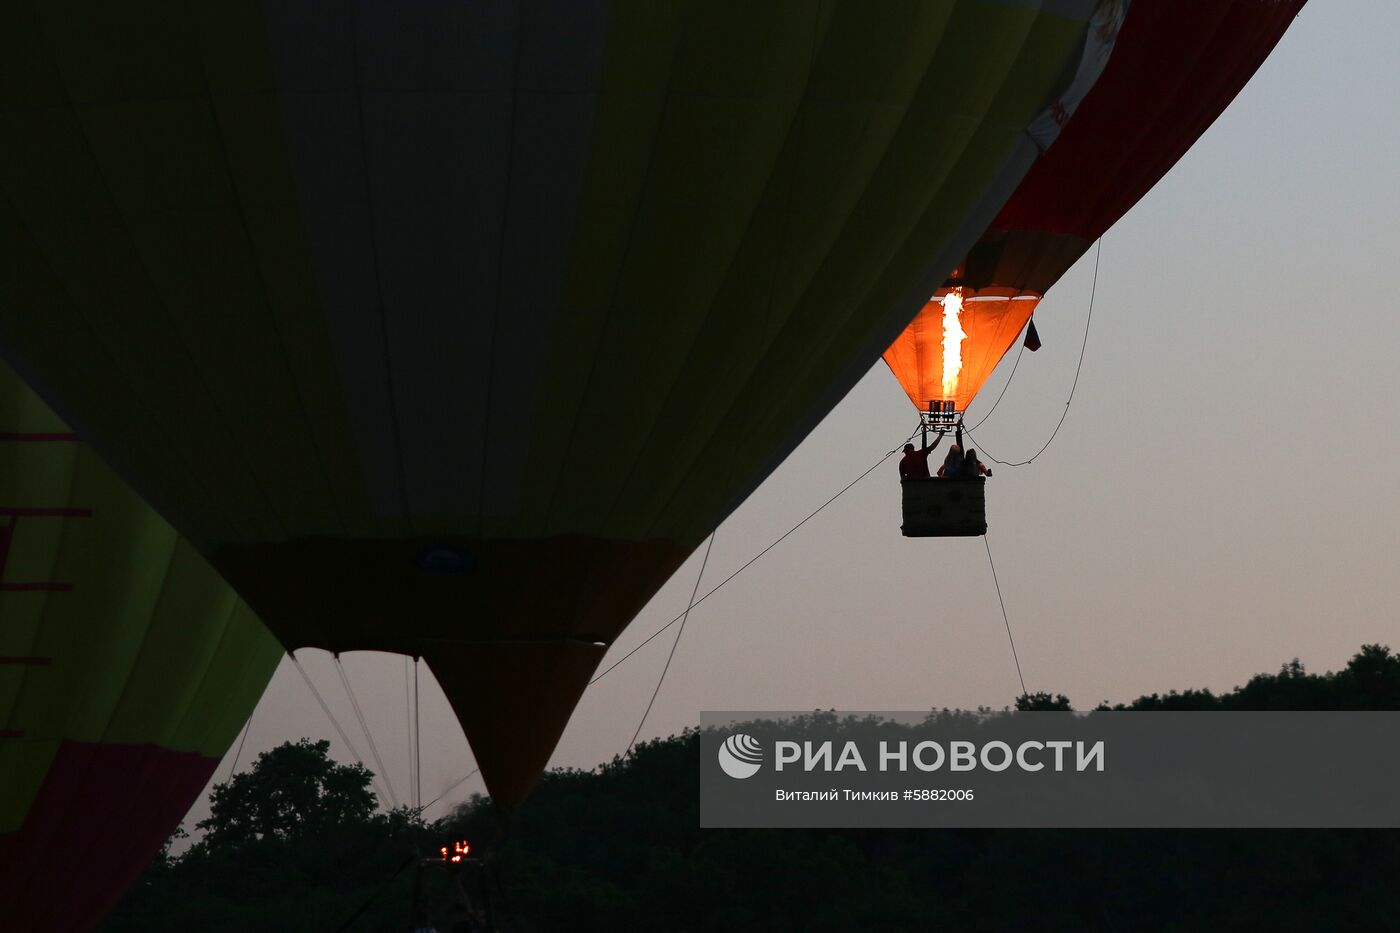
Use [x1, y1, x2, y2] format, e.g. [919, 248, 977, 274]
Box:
[107, 645, 1400, 932]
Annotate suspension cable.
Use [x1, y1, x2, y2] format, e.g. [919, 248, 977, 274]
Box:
[335, 657, 399, 808]
[964, 237, 1101, 467]
[626, 531, 717, 753]
[966, 327, 1029, 431]
[413, 658, 422, 812]
[404, 656, 416, 810]
[290, 652, 392, 806]
[226, 712, 254, 781]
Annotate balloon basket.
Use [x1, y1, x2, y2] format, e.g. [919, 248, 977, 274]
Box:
[900, 478, 987, 537]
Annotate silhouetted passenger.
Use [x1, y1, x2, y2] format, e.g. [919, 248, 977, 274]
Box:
[937, 444, 962, 478]
[898, 429, 946, 480]
[961, 448, 992, 478]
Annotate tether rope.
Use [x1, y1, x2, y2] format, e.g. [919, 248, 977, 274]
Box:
[983, 535, 1027, 700]
[625, 531, 717, 753]
[429, 421, 968, 809]
[590, 421, 923, 686]
[964, 238, 1101, 467]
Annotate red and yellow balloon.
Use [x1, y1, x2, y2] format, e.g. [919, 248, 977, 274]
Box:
[885, 0, 1306, 418]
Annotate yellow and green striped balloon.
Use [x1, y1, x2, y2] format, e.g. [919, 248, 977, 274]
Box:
[0, 360, 281, 933]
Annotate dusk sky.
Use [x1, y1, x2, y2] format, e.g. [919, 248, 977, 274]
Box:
[188, 1, 1400, 828]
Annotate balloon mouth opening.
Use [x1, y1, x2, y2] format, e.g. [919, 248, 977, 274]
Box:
[414, 545, 478, 576]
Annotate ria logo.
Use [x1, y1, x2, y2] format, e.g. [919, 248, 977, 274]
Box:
[718, 733, 763, 779]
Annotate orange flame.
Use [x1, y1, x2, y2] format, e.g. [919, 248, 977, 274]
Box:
[440, 840, 471, 864]
[941, 287, 966, 399]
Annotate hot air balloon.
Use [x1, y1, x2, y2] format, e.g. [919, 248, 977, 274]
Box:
[886, 0, 1306, 537]
[0, 0, 1119, 806]
[0, 360, 283, 933]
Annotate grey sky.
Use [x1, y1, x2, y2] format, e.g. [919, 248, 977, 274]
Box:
[188, 1, 1400, 827]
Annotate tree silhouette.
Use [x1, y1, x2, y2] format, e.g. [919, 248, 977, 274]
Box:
[108, 645, 1400, 932]
[195, 738, 377, 851]
[1015, 691, 1073, 710]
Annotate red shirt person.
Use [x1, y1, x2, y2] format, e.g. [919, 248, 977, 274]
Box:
[898, 430, 947, 480]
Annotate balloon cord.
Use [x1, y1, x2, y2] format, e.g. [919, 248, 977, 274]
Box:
[226, 713, 254, 781]
[414, 659, 422, 812]
[984, 535, 1028, 700]
[590, 420, 922, 687]
[290, 653, 386, 804]
[405, 656, 416, 810]
[625, 530, 717, 754]
[336, 657, 399, 808]
[964, 236, 1101, 467]
[432, 419, 922, 805]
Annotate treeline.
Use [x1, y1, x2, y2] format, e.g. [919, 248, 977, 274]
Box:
[106, 645, 1400, 932]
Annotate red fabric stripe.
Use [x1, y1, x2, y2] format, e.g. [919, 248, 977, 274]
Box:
[0, 656, 53, 664]
[992, 0, 1305, 240]
[0, 507, 93, 518]
[0, 740, 219, 933]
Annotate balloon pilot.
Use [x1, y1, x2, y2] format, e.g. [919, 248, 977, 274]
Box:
[898, 429, 947, 480]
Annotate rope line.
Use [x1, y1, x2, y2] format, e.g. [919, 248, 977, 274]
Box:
[329, 854, 415, 933]
[964, 238, 1102, 467]
[335, 657, 399, 808]
[591, 421, 923, 686]
[290, 653, 392, 806]
[413, 659, 422, 812]
[983, 536, 1027, 699]
[404, 656, 416, 810]
[965, 325, 1029, 431]
[423, 767, 480, 815]
[626, 531, 717, 753]
[226, 713, 253, 781]
[433, 421, 923, 808]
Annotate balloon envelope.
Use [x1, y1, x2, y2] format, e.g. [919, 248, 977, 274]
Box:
[884, 0, 1306, 414]
[0, 361, 282, 933]
[0, 0, 1112, 805]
